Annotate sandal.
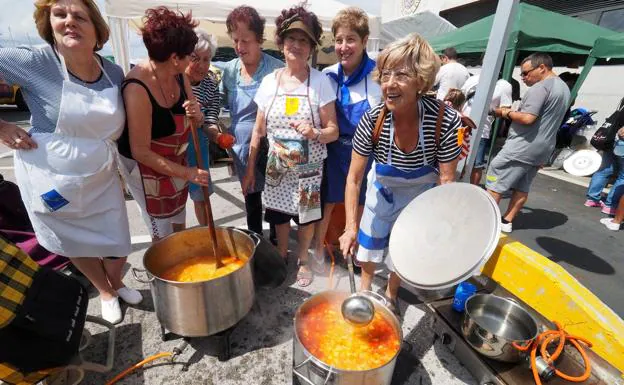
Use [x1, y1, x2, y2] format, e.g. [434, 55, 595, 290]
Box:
[296, 262, 314, 287]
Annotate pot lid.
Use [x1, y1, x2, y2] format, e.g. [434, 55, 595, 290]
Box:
[389, 183, 501, 289]
[563, 149, 602, 176]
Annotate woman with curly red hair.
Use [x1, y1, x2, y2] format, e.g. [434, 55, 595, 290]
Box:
[118, 7, 205, 241]
[242, 5, 339, 287]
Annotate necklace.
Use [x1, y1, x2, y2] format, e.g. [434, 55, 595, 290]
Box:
[150, 61, 176, 101]
[68, 56, 98, 87]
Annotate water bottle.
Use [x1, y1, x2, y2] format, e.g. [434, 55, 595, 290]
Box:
[452, 282, 477, 312]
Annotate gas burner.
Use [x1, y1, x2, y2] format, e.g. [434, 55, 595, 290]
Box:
[426, 291, 609, 385]
[160, 322, 242, 369]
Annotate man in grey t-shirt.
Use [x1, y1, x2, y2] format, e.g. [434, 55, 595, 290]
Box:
[486, 53, 570, 233]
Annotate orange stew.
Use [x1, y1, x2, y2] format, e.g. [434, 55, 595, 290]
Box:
[297, 299, 400, 370]
[161, 256, 244, 282]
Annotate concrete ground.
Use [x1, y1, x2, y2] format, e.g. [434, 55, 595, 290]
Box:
[1, 106, 622, 384]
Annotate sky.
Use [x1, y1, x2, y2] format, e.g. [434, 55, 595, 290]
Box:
[0, 0, 382, 56]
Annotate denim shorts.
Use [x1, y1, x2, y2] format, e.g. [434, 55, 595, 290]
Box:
[474, 138, 491, 169]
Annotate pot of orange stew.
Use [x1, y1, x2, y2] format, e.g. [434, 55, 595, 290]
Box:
[293, 290, 402, 385]
[132, 226, 257, 337]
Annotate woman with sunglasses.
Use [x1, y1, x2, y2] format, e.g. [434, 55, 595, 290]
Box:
[339, 33, 462, 314]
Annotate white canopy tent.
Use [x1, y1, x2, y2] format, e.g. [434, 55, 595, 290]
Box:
[381, 10, 456, 48]
[104, 0, 382, 73]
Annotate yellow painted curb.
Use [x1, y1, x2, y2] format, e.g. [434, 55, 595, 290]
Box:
[481, 235, 624, 374]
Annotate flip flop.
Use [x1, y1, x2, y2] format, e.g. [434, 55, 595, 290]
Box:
[296, 263, 314, 287]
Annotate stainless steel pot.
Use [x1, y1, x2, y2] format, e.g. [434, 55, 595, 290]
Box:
[293, 290, 401, 385]
[461, 294, 538, 362]
[132, 226, 257, 337]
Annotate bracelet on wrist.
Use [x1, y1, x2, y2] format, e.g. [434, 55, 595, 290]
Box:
[314, 129, 321, 141]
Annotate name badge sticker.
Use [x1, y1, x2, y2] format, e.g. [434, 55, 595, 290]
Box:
[41, 189, 70, 212]
[285, 97, 300, 116]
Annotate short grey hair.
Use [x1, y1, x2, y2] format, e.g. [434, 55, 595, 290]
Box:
[194, 28, 218, 59]
[522, 52, 553, 70]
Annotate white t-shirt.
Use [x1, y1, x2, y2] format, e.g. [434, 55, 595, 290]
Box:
[461, 75, 513, 139]
[322, 63, 382, 107]
[254, 67, 336, 113]
[435, 61, 470, 100]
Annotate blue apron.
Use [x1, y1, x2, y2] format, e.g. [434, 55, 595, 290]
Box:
[325, 77, 373, 204]
[229, 64, 265, 194]
[356, 100, 439, 270]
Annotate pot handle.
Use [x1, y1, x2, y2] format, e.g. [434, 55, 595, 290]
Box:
[246, 231, 262, 248]
[293, 357, 334, 385]
[132, 267, 154, 283]
[360, 290, 389, 307]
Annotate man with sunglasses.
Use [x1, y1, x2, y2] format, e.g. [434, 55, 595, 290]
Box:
[485, 53, 570, 233]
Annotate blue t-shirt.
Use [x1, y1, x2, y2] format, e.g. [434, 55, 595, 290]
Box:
[0, 44, 124, 134]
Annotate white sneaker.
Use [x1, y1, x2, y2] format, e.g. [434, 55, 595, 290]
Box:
[117, 286, 143, 305]
[501, 221, 513, 233]
[600, 217, 621, 231]
[101, 297, 122, 324]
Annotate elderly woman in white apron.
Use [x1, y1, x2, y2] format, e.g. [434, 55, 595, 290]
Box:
[339, 34, 462, 314]
[0, 0, 141, 324]
[242, 6, 338, 287]
[221, 6, 284, 239]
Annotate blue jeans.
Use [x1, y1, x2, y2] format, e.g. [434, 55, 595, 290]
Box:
[586, 151, 624, 207]
[474, 138, 491, 169]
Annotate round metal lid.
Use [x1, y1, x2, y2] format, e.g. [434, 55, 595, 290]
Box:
[563, 149, 602, 177]
[389, 183, 501, 289]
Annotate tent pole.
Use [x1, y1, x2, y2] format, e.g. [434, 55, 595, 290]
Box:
[461, 0, 520, 183]
[569, 55, 596, 108]
[486, 46, 519, 171]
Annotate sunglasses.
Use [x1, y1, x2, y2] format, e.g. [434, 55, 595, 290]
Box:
[520, 66, 539, 77]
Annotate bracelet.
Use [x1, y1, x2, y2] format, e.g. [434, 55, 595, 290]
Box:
[505, 110, 512, 120]
[314, 129, 321, 141]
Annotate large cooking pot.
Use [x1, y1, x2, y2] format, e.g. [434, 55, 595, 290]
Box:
[462, 294, 539, 362]
[293, 290, 401, 385]
[133, 226, 256, 337]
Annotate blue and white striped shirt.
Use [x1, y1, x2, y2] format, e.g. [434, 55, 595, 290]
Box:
[0, 44, 124, 134]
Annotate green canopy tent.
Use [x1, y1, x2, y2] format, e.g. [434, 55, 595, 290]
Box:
[429, 3, 617, 164]
[428, 3, 618, 84]
[570, 34, 624, 103]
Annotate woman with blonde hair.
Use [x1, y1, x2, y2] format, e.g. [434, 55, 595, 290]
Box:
[312, 7, 382, 270]
[339, 33, 462, 314]
[242, 5, 339, 287]
[0, 0, 141, 324]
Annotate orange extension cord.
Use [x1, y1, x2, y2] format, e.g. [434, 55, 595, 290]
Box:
[105, 352, 173, 385]
[514, 321, 593, 385]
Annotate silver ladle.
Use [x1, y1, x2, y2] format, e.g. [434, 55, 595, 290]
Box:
[341, 254, 375, 326]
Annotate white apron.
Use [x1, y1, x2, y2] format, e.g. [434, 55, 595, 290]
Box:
[13, 53, 131, 257]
